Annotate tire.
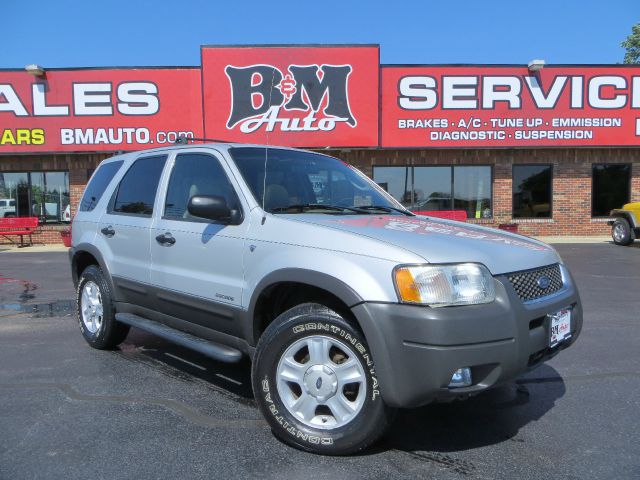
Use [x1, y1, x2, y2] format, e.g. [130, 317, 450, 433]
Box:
[252, 303, 395, 455]
[611, 218, 635, 246]
[76, 265, 129, 349]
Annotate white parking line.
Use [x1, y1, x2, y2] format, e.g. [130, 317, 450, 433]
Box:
[164, 352, 206, 371]
[215, 374, 242, 385]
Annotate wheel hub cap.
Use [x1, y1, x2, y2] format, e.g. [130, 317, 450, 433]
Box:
[80, 280, 103, 334]
[275, 334, 367, 430]
[614, 224, 624, 241]
[303, 364, 338, 402]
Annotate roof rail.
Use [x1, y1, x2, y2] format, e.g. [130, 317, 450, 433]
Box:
[174, 136, 238, 145]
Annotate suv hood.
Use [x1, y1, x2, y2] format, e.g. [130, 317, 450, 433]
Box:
[284, 214, 559, 275]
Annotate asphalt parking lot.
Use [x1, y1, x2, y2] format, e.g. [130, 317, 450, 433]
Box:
[1, 243, 639, 479]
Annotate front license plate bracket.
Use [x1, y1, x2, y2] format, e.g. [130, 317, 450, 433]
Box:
[548, 308, 572, 348]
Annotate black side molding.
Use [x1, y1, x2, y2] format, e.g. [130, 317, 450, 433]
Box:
[115, 313, 243, 363]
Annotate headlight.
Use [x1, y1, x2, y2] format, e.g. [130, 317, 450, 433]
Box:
[394, 263, 496, 307]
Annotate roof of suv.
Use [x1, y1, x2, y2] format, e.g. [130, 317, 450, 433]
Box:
[112, 142, 310, 157]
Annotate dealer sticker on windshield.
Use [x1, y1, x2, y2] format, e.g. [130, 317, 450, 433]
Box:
[549, 308, 572, 348]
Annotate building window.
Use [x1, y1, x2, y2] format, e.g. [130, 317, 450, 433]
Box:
[453, 166, 492, 219]
[373, 166, 413, 209]
[592, 164, 631, 217]
[372, 165, 492, 218]
[0, 171, 70, 223]
[512, 165, 552, 218]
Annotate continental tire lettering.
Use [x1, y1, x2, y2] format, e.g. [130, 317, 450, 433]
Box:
[293, 323, 340, 334]
[362, 353, 373, 367]
[344, 333, 357, 346]
[76, 280, 86, 335]
[263, 376, 334, 445]
[371, 376, 380, 401]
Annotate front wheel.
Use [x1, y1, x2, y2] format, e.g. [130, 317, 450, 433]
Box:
[611, 218, 635, 246]
[252, 303, 394, 455]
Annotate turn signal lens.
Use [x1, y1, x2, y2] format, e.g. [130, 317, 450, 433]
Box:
[395, 268, 421, 303]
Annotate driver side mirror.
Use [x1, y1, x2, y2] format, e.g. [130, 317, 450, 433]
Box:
[187, 195, 242, 224]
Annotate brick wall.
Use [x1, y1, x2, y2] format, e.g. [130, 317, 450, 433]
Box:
[1, 148, 638, 244]
[332, 147, 640, 236]
[0, 153, 110, 245]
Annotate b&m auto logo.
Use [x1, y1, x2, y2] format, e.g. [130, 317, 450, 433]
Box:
[202, 46, 379, 147]
[225, 63, 357, 133]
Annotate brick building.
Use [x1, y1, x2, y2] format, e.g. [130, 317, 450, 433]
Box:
[1, 45, 638, 244]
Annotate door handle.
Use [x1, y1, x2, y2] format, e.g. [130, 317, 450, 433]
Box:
[155, 232, 176, 246]
[100, 225, 115, 237]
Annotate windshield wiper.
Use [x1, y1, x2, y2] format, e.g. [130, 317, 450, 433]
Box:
[353, 205, 414, 216]
[270, 204, 360, 213]
[270, 204, 414, 216]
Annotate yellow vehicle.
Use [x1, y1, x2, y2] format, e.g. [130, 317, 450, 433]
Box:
[609, 202, 640, 246]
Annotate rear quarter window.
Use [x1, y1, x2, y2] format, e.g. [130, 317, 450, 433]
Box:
[80, 161, 124, 212]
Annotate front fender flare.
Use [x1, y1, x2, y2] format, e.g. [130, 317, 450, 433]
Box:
[610, 210, 638, 229]
[245, 268, 364, 345]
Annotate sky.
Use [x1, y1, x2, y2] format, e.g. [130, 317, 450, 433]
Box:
[1, 0, 638, 68]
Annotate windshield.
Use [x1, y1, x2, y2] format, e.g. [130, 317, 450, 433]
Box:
[229, 147, 408, 214]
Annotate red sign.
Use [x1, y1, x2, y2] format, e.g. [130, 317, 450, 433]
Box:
[3, 52, 640, 153]
[201, 45, 379, 147]
[0, 68, 203, 153]
[381, 66, 640, 147]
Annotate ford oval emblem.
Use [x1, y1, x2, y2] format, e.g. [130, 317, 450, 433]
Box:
[316, 377, 323, 390]
[537, 276, 551, 289]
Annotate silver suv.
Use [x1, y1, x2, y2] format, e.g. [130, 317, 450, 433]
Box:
[70, 144, 582, 454]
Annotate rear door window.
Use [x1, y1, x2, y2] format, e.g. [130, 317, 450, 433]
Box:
[79, 161, 123, 212]
[111, 155, 167, 216]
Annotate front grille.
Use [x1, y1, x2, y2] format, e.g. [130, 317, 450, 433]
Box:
[507, 264, 563, 302]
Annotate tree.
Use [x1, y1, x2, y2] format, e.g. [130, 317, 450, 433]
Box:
[622, 23, 640, 64]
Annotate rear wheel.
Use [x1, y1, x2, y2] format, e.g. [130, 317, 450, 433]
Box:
[76, 265, 129, 349]
[611, 218, 634, 246]
[252, 303, 394, 455]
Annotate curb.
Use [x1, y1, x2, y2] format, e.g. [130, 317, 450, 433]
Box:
[0, 245, 70, 253]
[533, 236, 611, 244]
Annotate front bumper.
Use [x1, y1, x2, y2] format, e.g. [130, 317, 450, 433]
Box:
[351, 266, 582, 408]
